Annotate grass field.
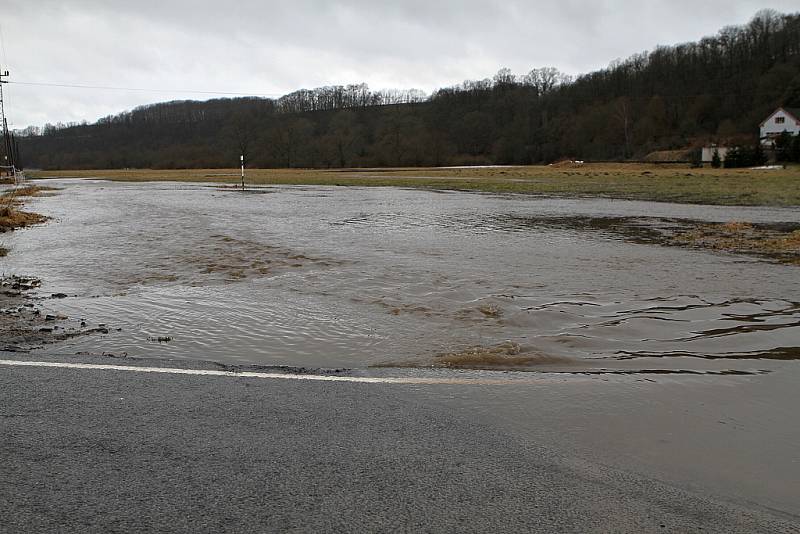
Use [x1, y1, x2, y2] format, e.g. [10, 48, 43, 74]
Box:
[29, 163, 800, 206]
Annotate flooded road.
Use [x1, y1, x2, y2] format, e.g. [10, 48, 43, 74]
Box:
[3, 178, 800, 518]
[2, 179, 799, 372]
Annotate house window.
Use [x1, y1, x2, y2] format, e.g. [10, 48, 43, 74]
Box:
[776, 117, 786, 124]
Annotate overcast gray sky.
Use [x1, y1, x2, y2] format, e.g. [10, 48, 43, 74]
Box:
[2, 1, 798, 128]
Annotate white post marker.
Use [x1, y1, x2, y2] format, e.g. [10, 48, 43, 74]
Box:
[240, 154, 245, 189]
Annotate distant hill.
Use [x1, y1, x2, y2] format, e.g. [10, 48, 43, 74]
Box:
[17, 10, 800, 169]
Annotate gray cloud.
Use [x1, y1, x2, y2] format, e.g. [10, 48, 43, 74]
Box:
[2, 0, 798, 127]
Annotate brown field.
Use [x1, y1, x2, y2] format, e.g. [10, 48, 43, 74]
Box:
[29, 163, 800, 206]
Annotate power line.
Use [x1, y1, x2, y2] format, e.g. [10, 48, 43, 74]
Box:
[8, 80, 281, 98]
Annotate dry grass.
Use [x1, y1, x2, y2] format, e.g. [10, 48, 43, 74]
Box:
[29, 163, 800, 206]
[718, 221, 754, 232]
[759, 230, 800, 257]
[0, 207, 48, 232]
[673, 221, 800, 261]
[3, 185, 59, 199]
[0, 185, 52, 234]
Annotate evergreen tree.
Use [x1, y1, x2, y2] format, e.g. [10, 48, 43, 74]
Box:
[775, 132, 794, 162]
[724, 147, 740, 168]
[789, 135, 800, 162]
[711, 149, 722, 168]
[754, 143, 767, 166]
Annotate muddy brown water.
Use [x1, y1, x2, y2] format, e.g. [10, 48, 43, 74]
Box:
[1, 179, 799, 373]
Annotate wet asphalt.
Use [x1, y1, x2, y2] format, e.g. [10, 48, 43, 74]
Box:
[2, 358, 798, 533]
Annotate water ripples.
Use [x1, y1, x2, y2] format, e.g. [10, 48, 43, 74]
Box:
[3, 180, 799, 372]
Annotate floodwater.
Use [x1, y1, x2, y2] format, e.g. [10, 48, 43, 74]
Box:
[3, 179, 800, 517]
[2, 179, 800, 373]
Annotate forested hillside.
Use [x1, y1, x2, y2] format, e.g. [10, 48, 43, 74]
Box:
[18, 9, 800, 169]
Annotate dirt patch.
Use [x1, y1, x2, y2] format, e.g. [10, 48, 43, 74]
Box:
[0, 276, 109, 353]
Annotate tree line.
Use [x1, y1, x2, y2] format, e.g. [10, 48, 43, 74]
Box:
[17, 9, 800, 170]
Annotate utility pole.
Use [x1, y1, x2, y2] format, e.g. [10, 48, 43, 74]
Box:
[0, 66, 16, 182]
[0, 67, 8, 116]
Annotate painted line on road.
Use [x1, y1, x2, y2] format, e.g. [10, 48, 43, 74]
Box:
[0, 359, 547, 385]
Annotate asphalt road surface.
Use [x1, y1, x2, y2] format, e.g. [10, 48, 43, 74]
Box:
[1, 356, 797, 533]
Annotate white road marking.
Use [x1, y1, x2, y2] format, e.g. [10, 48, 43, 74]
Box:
[0, 359, 552, 385]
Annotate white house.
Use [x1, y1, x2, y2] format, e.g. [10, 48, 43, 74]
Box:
[760, 107, 800, 145]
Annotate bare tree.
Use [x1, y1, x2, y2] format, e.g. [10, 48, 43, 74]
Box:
[523, 67, 570, 95]
[269, 118, 314, 168]
[223, 112, 254, 163]
[613, 97, 632, 159]
[493, 68, 516, 87]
